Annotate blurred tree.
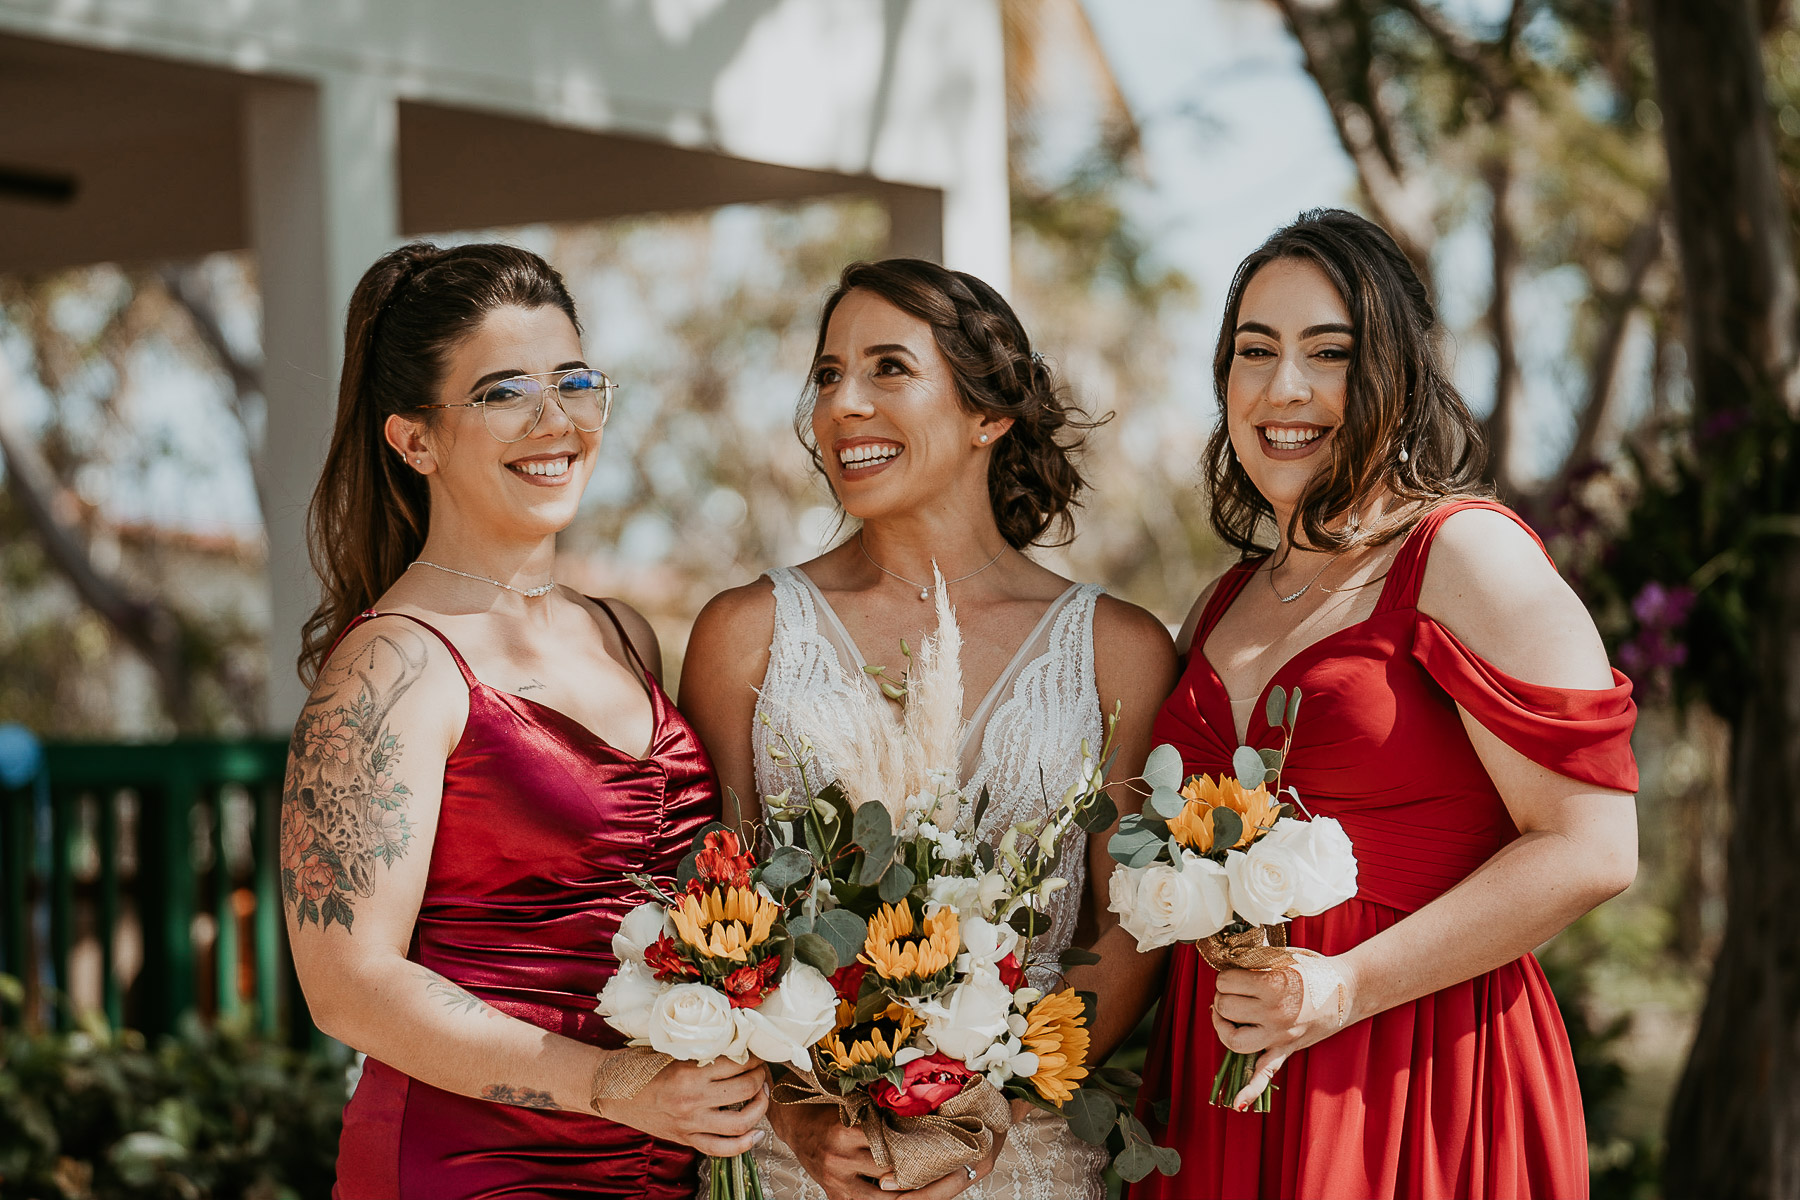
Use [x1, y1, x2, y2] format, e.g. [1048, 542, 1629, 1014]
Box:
[1262, 0, 1672, 500]
[1636, 1, 1800, 1196]
[0, 263, 266, 734]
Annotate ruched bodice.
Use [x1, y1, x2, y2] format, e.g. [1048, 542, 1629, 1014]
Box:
[332, 605, 718, 1200]
[1129, 500, 1638, 1200]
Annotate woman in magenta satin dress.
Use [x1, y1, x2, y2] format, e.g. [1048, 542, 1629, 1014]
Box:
[1129, 210, 1639, 1199]
[281, 242, 769, 1198]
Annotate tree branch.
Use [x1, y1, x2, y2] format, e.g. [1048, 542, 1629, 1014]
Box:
[1560, 210, 1665, 479]
[159, 266, 271, 524]
[1481, 151, 1521, 490]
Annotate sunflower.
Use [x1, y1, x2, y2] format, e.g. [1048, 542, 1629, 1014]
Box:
[1020, 988, 1091, 1104]
[859, 902, 959, 995]
[1169, 774, 1280, 852]
[668, 885, 780, 963]
[818, 1000, 923, 1079]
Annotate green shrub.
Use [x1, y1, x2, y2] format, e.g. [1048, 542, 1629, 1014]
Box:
[0, 1007, 345, 1200]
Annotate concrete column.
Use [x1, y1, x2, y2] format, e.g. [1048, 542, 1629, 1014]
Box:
[879, 184, 945, 263]
[244, 71, 399, 731]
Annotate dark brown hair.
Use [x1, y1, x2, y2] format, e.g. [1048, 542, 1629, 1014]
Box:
[298, 241, 580, 684]
[1205, 209, 1489, 558]
[799, 258, 1101, 549]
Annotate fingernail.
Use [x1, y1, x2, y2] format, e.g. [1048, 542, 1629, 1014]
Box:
[751, 1130, 766, 1146]
[879, 1181, 900, 1192]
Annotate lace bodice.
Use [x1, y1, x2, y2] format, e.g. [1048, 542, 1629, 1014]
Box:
[752, 566, 1106, 975]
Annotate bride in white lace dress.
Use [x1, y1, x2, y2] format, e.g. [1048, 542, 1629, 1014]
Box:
[682, 259, 1176, 1200]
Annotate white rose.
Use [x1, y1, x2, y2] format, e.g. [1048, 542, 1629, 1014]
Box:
[612, 901, 670, 964]
[1107, 854, 1233, 951]
[912, 971, 1015, 1064]
[957, 916, 1020, 974]
[595, 958, 669, 1042]
[1263, 817, 1359, 917]
[741, 962, 839, 1071]
[1226, 836, 1303, 927]
[645, 983, 753, 1064]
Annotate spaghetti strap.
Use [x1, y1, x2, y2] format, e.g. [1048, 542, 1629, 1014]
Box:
[1377, 498, 1551, 615]
[588, 597, 654, 689]
[332, 610, 478, 687]
[1196, 561, 1262, 645]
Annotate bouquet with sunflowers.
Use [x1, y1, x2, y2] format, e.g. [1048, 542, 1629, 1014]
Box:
[595, 825, 839, 1200]
[751, 572, 1178, 1187]
[1107, 686, 1358, 1112]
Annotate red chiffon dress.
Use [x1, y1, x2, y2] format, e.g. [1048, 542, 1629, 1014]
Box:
[331, 604, 717, 1199]
[1128, 500, 1638, 1200]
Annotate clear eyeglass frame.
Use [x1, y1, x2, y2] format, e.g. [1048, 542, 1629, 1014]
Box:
[413, 367, 616, 443]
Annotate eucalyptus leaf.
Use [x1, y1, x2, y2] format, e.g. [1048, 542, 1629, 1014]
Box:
[1146, 786, 1186, 820]
[1114, 1141, 1158, 1183]
[878, 860, 916, 904]
[1058, 945, 1102, 969]
[792, 933, 838, 977]
[1152, 1144, 1183, 1176]
[975, 842, 996, 871]
[1062, 1087, 1117, 1144]
[675, 849, 700, 888]
[1287, 686, 1303, 727]
[1210, 807, 1244, 852]
[786, 911, 814, 938]
[1258, 747, 1283, 770]
[759, 846, 814, 892]
[1108, 827, 1164, 868]
[814, 909, 868, 966]
[1232, 745, 1266, 790]
[1265, 685, 1287, 729]
[1075, 792, 1117, 834]
[972, 785, 992, 830]
[1142, 743, 1185, 792]
[1093, 1065, 1142, 1090]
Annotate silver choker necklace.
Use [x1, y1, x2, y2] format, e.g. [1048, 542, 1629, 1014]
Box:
[410, 560, 556, 598]
[859, 532, 1007, 601]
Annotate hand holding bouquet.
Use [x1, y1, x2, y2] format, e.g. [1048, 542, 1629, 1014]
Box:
[1105, 686, 1358, 1112]
[596, 827, 838, 1200]
[753, 571, 1180, 1186]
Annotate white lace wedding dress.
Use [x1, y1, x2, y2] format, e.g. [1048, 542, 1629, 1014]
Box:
[750, 566, 1111, 1200]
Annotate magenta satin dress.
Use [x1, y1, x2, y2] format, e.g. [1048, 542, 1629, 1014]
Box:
[331, 604, 716, 1199]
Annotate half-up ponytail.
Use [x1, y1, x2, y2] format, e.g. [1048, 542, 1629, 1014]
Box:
[800, 259, 1103, 549]
[298, 241, 579, 684]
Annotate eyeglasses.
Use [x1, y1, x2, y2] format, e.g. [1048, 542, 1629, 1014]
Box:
[414, 368, 616, 442]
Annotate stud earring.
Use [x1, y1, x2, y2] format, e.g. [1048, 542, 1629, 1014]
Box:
[979, 434, 990, 444]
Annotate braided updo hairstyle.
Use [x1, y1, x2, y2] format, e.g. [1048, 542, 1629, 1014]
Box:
[799, 259, 1101, 549]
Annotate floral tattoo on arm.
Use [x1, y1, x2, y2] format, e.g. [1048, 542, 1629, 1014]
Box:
[280, 630, 428, 932]
[480, 1084, 562, 1110]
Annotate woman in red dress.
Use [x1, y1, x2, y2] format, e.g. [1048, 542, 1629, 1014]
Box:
[1129, 210, 1638, 1200]
[282, 242, 769, 1198]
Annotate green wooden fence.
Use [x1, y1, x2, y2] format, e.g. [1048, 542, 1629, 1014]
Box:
[0, 738, 313, 1045]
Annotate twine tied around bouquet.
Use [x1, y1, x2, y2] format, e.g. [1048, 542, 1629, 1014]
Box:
[588, 1046, 676, 1113]
[772, 1061, 1012, 1190]
[1199, 924, 1348, 1032]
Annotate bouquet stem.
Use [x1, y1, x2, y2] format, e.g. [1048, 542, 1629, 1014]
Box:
[1210, 1049, 1273, 1113]
[709, 1151, 767, 1200]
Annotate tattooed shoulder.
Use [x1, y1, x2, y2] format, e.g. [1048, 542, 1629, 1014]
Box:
[481, 1083, 561, 1110]
[281, 625, 432, 933]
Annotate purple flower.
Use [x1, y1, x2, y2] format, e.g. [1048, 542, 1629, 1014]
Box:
[1631, 582, 1695, 631]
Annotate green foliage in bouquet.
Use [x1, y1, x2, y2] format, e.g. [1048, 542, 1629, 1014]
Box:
[0, 988, 346, 1200]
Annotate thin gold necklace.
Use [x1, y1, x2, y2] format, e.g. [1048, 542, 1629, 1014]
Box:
[859, 532, 1007, 601]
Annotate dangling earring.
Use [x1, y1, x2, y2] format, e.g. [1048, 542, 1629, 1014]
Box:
[1398, 446, 1410, 464]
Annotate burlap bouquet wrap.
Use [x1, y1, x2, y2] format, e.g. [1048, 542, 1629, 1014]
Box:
[1196, 922, 1291, 973]
[588, 1046, 677, 1111]
[772, 1058, 1013, 1190]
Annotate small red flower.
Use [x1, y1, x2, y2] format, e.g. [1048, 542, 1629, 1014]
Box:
[644, 933, 700, 982]
[693, 829, 755, 890]
[996, 953, 1026, 991]
[280, 819, 312, 873]
[869, 1053, 976, 1117]
[295, 856, 337, 903]
[720, 956, 783, 1008]
[828, 961, 868, 1006]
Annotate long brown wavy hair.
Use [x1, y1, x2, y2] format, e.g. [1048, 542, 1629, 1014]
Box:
[298, 242, 580, 685]
[1205, 209, 1489, 558]
[798, 258, 1104, 549]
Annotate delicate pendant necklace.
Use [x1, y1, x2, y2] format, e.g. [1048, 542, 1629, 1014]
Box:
[410, 560, 556, 598]
[859, 532, 1007, 601]
[1267, 552, 1341, 604]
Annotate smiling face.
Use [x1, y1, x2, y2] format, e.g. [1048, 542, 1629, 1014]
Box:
[387, 304, 600, 541]
[809, 288, 1005, 526]
[1225, 257, 1354, 520]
